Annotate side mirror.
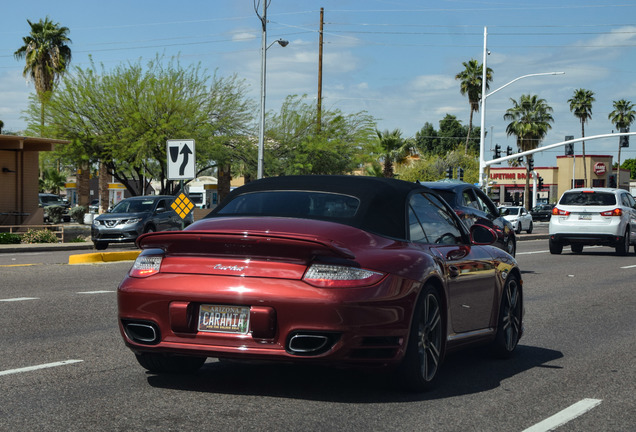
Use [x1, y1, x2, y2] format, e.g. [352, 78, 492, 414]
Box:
[156, 206, 166, 213]
[470, 224, 497, 246]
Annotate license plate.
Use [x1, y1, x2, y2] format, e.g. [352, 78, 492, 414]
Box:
[578, 215, 592, 220]
[198, 304, 250, 334]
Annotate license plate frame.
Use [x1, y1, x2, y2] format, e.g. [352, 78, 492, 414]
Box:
[198, 304, 250, 334]
[578, 214, 592, 220]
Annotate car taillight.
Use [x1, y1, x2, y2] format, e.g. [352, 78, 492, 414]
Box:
[129, 255, 163, 278]
[303, 264, 386, 288]
[553, 207, 570, 216]
[600, 208, 622, 217]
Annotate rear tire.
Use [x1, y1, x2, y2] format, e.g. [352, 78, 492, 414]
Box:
[398, 286, 444, 392]
[616, 229, 629, 256]
[492, 275, 522, 358]
[94, 241, 108, 250]
[135, 353, 206, 374]
[526, 222, 533, 234]
[549, 238, 562, 254]
[571, 244, 583, 254]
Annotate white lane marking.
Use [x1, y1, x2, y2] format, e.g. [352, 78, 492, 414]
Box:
[517, 250, 549, 255]
[77, 290, 115, 294]
[0, 297, 39, 302]
[522, 398, 602, 432]
[0, 360, 83, 377]
[620, 264, 636, 269]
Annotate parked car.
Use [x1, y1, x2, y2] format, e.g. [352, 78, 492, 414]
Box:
[419, 181, 517, 256]
[118, 175, 523, 392]
[530, 204, 554, 221]
[500, 206, 533, 234]
[549, 188, 636, 255]
[91, 195, 192, 250]
[38, 193, 71, 223]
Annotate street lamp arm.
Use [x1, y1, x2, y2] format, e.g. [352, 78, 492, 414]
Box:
[485, 72, 565, 100]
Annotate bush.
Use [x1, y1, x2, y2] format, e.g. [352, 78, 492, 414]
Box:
[0, 232, 22, 244]
[70, 206, 87, 224]
[21, 229, 59, 244]
[45, 205, 66, 224]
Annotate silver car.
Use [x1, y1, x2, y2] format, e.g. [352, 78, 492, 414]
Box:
[549, 188, 636, 255]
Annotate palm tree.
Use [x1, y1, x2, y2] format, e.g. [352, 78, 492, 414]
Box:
[608, 99, 636, 188]
[14, 16, 72, 128]
[568, 89, 595, 186]
[455, 59, 493, 154]
[376, 129, 410, 178]
[504, 94, 554, 210]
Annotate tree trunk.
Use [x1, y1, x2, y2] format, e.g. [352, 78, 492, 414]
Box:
[99, 161, 109, 214]
[217, 163, 232, 203]
[465, 107, 474, 154]
[77, 161, 91, 207]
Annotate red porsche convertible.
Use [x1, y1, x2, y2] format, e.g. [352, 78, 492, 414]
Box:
[118, 175, 523, 391]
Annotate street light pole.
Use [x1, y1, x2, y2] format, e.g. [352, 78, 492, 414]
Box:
[257, 1, 268, 180]
[478, 27, 565, 188]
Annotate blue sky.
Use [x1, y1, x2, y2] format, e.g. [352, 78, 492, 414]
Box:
[1, 0, 635, 167]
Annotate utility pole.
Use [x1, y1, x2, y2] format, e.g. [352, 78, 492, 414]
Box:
[317, 7, 324, 132]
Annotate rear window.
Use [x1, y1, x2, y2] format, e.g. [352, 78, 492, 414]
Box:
[559, 192, 616, 206]
[217, 191, 360, 219]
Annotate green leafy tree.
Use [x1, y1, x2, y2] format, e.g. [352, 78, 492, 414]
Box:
[414, 122, 439, 155]
[39, 167, 67, 193]
[621, 159, 636, 179]
[14, 17, 71, 128]
[568, 89, 595, 186]
[608, 99, 635, 185]
[266, 95, 376, 176]
[27, 56, 212, 198]
[455, 59, 493, 154]
[504, 94, 554, 209]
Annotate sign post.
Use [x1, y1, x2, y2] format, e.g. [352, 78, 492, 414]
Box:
[167, 139, 196, 227]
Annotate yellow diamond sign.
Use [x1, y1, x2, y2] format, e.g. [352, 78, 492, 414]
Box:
[171, 193, 195, 219]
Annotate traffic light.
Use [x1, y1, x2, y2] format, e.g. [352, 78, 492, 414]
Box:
[527, 157, 534, 171]
[537, 176, 544, 190]
[609, 174, 617, 188]
[446, 167, 453, 179]
[494, 144, 501, 159]
[506, 146, 513, 156]
[457, 167, 464, 181]
[620, 128, 630, 148]
[565, 143, 574, 156]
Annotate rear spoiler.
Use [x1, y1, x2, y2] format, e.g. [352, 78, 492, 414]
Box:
[137, 230, 355, 261]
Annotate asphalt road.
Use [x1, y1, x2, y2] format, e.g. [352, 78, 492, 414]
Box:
[0, 235, 634, 431]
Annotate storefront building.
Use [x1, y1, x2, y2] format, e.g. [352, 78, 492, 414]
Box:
[487, 154, 630, 206]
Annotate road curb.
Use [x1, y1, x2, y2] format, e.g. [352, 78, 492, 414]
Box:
[68, 250, 140, 265]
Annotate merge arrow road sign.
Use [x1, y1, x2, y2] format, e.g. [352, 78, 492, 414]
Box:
[167, 139, 196, 180]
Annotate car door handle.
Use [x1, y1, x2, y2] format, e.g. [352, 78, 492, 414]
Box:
[448, 265, 460, 278]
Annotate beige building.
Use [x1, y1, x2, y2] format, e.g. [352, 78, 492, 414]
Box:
[488, 154, 630, 206]
[0, 135, 68, 225]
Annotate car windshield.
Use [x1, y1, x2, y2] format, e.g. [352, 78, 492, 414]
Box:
[111, 199, 155, 213]
[560, 192, 616, 206]
[217, 191, 360, 219]
[504, 207, 520, 215]
[40, 195, 64, 205]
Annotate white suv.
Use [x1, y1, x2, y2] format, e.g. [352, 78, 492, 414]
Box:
[549, 188, 636, 255]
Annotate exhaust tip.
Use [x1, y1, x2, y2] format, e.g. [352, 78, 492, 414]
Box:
[286, 332, 339, 356]
[123, 320, 160, 345]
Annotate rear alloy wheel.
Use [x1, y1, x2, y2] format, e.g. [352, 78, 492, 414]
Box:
[493, 275, 522, 358]
[571, 244, 583, 254]
[135, 353, 206, 374]
[398, 286, 443, 392]
[506, 238, 516, 257]
[549, 238, 563, 255]
[616, 229, 630, 256]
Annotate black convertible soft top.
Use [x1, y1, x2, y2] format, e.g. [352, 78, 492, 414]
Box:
[206, 175, 435, 239]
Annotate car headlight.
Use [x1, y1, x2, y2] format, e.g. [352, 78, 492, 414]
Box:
[124, 217, 143, 225]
